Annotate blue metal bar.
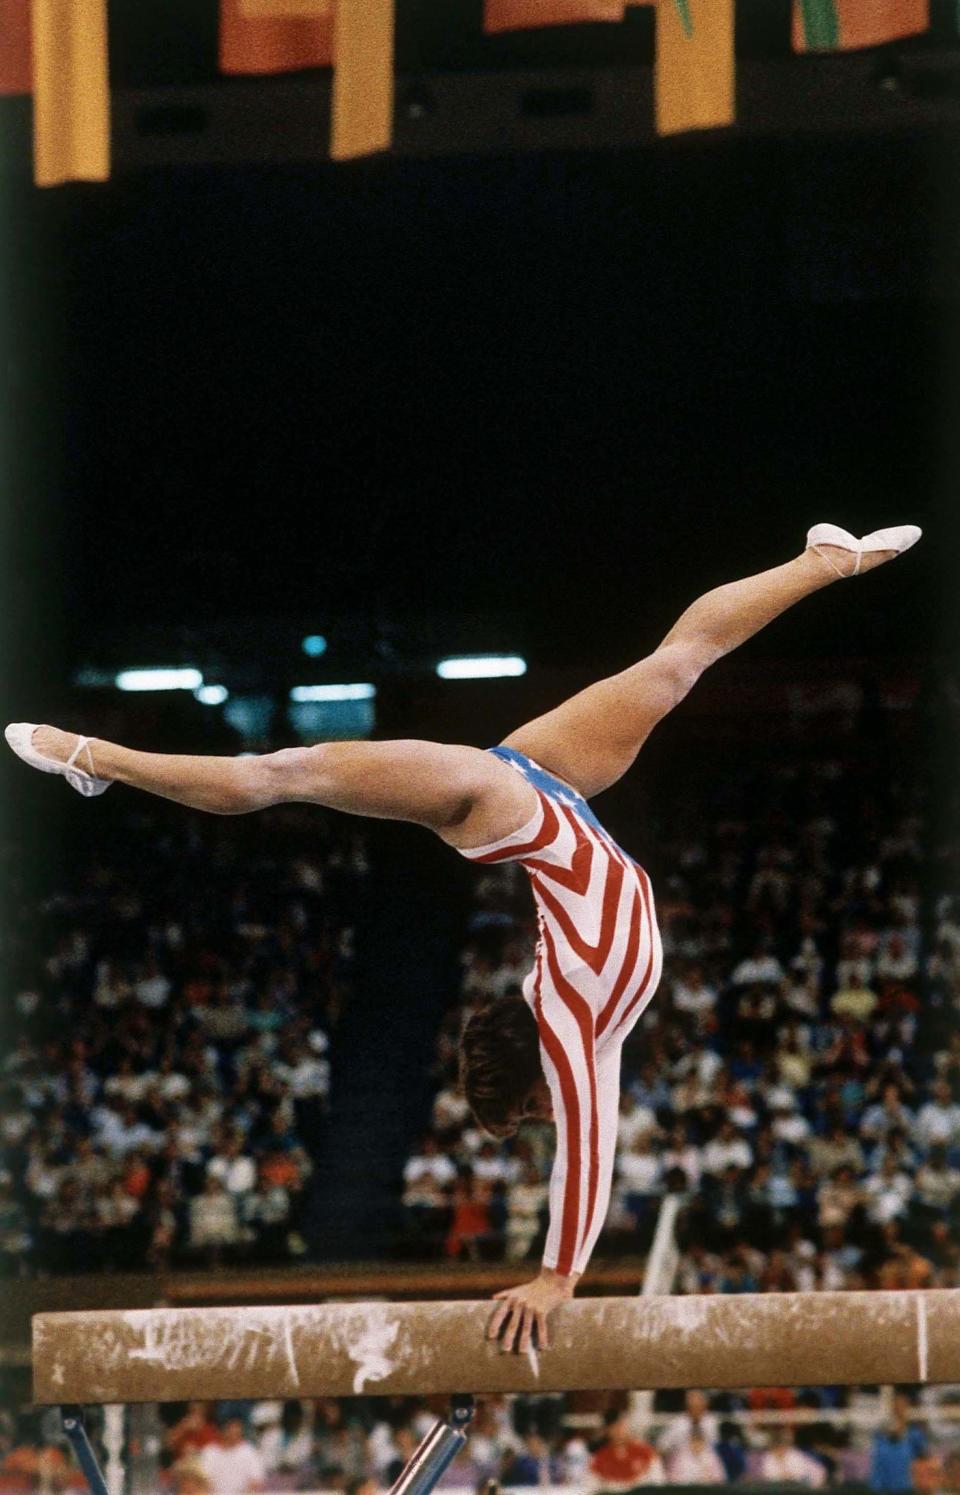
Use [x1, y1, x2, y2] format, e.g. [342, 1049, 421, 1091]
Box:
[61, 1406, 110, 1495]
[388, 1395, 475, 1495]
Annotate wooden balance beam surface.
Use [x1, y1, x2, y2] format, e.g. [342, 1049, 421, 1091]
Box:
[32, 1290, 960, 1404]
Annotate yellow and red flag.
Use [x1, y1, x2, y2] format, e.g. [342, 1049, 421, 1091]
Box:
[7, 0, 110, 184]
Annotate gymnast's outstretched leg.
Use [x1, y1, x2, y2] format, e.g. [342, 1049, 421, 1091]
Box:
[499, 520, 921, 799]
[5, 522, 918, 822]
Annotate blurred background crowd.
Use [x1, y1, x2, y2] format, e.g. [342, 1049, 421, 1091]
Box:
[0, 663, 958, 1491]
[4, 1383, 960, 1493]
[406, 670, 960, 1298]
[0, 800, 366, 1273]
[3, 668, 958, 1290]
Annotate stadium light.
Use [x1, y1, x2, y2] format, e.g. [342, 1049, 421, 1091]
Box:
[290, 683, 376, 703]
[115, 668, 203, 692]
[302, 635, 328, 657]
[194, 685, 229, 706]
[436, 655, 527, 680]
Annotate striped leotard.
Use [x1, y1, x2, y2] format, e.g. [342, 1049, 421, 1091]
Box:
[458, 746, 662, 1277]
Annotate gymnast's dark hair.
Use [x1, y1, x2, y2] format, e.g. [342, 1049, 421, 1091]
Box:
[459, 994, 542, 1137]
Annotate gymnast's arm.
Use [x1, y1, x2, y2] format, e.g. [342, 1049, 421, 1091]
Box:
[570, 1041, 622, 1273]
[487, 1030, 622, 1353]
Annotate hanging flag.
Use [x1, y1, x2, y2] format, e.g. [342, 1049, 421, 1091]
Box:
[793, 0, 928, 51]
[654, 0, 734, 135]
[330, 0, 394, 159]
[0, 0, 32, 95]
[484, 1, 625, 34]
[31, 0, 110, 185]
[219, 0, 333, 75]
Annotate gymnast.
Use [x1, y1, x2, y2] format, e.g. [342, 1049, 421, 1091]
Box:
[6, 521, 920, 1353]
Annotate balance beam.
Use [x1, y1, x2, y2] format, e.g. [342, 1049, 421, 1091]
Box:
[33, 1290, 960, 1403]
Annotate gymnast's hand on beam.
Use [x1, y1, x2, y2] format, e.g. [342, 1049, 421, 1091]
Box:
[487, 1268, 576, 1354]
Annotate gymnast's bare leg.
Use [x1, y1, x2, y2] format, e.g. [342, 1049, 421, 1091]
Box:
[16, 529, 914, 830]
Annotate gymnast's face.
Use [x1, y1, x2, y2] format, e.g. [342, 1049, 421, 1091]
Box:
[520, 1077, 554, 1124]
[489, 1079, 554, 1139]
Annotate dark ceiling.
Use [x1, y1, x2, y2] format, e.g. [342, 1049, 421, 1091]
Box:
[2, 9, 959, 712]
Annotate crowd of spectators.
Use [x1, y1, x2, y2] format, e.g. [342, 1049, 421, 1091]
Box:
[0, 803, 368, 1273]
[2, 672, 959, 1490]
[403, 683, 960, 1304]
[6, 1386, 960, 1493]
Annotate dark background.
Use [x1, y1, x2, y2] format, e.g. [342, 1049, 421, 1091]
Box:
[1, 5, 957, 733]
[0, 6, 957, 1271]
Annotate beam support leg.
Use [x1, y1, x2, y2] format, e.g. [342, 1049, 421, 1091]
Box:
[61, 1407, 109, 1495]
[388, 1395, 475, 1495]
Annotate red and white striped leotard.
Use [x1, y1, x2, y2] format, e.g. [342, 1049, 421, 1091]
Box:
[458, 746, 662, 1277]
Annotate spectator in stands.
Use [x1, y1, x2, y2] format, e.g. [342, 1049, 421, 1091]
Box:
[146, 1178, 181, 1269]
[870, 1395, 927, 1492]
[166, 1404, 223, 1463]
[171, 1462, 212, 1495]
[206, 1131, 257, 1198]
[715, 1420, 747, 1483]
[445, 1169, 493, 1260]
[505, 1163, 547, 1262]
[702, 1121, 753, 1177]
[402, 1135, 455, 1252]
[313, 1400, 368, 1486]
[914, 1145, 960, 1219]
[501, 1431, 563, 1487]
[617, 1092, 658, 1152]
[38, 1177, 96, 1273]
[864, 1153, 914, 1226]
[759, 1425, 826, 1487]
[862, 1085, 915, 1145]
[199, 1416, 266, 1494]
[432, 1074, 471, 1137]
[661, 1124, 702, 1190]
[0, 1174, 31, 1273]
[381, 1425, 419, 1486]
[671, 962, 718, 1030]
[242, 1175, 292, 1261]
[875, 1228, 935, 1290]
[818, 1165, 864, 1230]
[616, 1132, 663, 1229]
[730, 939, 785, 989]
[914, 1080, 960, 1152]
[667, 1428, 727, 1484]
[589, 1409, 666, 1491]
[659, 1390, 720, 1461]
[188, 1175, 241, 1259]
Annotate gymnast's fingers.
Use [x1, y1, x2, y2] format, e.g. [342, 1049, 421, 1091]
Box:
[535, 1310, 550, 1351]
[518, 1307, 534, 1355]
[487, 1300, 510, 1340]
[499, 1301, 522, 1352]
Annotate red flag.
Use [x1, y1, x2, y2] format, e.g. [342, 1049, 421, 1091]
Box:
[0, 0, 32, 95]
[793, 0, 928, 51]
[219, 0, 334, 75]
[484, 1, 625, 34]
